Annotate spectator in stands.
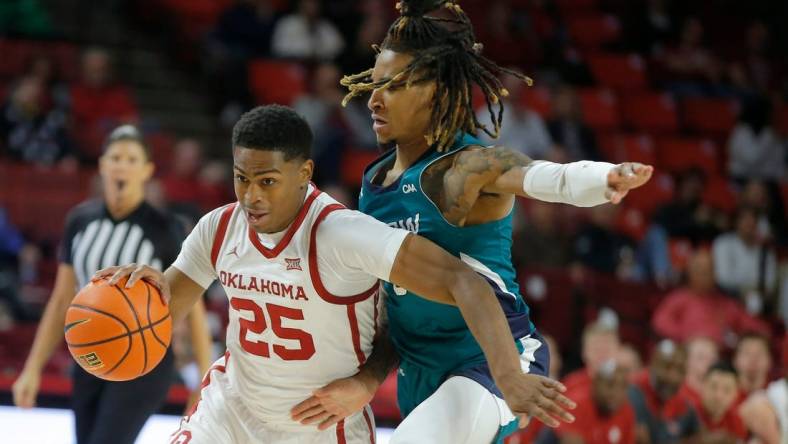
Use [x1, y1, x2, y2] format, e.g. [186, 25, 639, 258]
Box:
[548, 361, 636, 444]
[651, 249, 769, 347]
[271, 0, 345, 61]
[733, 333, 772, 400]
[652, 168, 725, 245]
[161, 139, 232, 216]
[628, 0, 677, 56]
[294, 63, 347, 184]
[474, 1, 539, 70]
[547, 86, 601, 162]
[563, 322, 621, 395]
[211, 0, 277, 58]
[628, 340, 699, 444]
[728, 21, 777, 95]
[695, 362, 748, 442]
[616, 344, 643, 380]
[727, 96, 785, 183]
[24, 54, 69, 111]
[69, 48, 138, 161]
[738, 179, 786, 246]
[337, 11, 387, 76]
[659, 17, 722, 96]
[476, 72, 552, 158]
[0, 206, 39, 321]
[738, 335, 788, 444]
[679, 336, 718, 408]
[572, 204, 637, 277]
[512, 200, 572, 269]
[713, 206, 778, 315]
[206, 0, 278, 117]
[0, 75, 73, 166]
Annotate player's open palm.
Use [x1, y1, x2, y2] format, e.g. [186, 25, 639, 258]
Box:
[499, 373, 576, 429]
[606, 162, 654, 204]
[291, 375, 375, 430]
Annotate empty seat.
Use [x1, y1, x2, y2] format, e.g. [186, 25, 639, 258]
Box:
[341, 149, 381, 187]
[682, 97, 739, 135]
[598, 133, 656, 165]
[568, 14, 621, 48]
[248, 60, 306, 106]
[656, 137, 719, 176]
[578, 88, 620, 131]
[622, 93, 679, 133]
[587, 53, 648, 91]
[520, 86, 552, 118]
[622, 171, 675, 216]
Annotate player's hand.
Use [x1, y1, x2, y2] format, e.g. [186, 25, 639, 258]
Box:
[498, 373, 576, 429]
[12, 368, 40, 409]
[92, 264, 171, 304]
[606, 162, 654, 204]
[290, 374, 376, 430]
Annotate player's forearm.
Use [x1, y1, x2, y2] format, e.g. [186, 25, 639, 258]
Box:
[165, 268, 204, 325]
[355, 323, 400, 392]
[448, 269, 522, 382]
[187, 299, 214, 375]
[519, 160, 614, 206]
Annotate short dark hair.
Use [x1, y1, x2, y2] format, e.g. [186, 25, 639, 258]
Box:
[705, 361, 738, 379]
[232, 105, 312, 161]
[735, 332, 770, 354]
[103, 124, 150, 160]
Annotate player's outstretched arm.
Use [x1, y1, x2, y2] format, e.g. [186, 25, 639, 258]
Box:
[93, 264, 206, 324]
[446, 146, 653, 207]
[388, 234, 576, 427]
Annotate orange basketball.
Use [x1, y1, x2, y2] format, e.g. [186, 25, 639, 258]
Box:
[64, 277, 171, 381]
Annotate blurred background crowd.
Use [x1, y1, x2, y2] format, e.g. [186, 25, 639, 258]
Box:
[1, 0, 787, 442]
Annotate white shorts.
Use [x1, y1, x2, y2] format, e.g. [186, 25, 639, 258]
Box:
[169, 356, 376, 444]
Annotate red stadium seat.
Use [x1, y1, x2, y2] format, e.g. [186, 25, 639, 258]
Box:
[775, 105, 788, 136]
[554, 0, 599, 17]
[668, 238, 693, 272]
[248, 60, 307, 106]
[567, 15, 621, 49]
[682, 97, 739, 135]
[587, 53, 648, 91]
[520, 86, 552, 118]
[622, 93, 679, 133]
[578, 88, 620, 131]
[598, 133, 656, 165]
[616, 206, 648, 241]
[0, 39, 78, 81]
[656, 137, 719, 176]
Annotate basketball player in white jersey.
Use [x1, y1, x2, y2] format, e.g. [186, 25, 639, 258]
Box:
[94, 105, 575, 444]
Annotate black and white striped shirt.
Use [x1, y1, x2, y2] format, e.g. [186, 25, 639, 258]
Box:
[59, 200, 185, 289]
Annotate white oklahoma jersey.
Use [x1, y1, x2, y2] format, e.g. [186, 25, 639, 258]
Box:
[169, 185, 409, 444]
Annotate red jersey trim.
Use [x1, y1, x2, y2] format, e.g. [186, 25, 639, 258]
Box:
[211, 204, 238, 269]
[185, 350, 230, 422]
[308, 204, 378, 305]
[363, 408, 376, 444]
[336, 419, 346, 444]
[248, 187, 321, 259]
[347, 304, 367, 367]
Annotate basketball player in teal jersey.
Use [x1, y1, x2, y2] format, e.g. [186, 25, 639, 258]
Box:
[292, 1, 653, 442]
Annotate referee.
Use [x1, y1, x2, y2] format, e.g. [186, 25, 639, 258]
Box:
[12, 125, 213, 444]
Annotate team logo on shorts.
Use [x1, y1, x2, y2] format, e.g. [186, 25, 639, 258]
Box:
[285, 258, 302, 271]
[77, 352, 104, 369]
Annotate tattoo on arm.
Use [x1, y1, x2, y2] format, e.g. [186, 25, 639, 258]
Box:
[441, 147, 533, 223]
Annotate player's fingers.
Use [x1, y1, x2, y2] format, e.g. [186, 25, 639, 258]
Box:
[107, 265, 136, 286]
[317, 415, 341, 431]
[538, 397, 575, 423]
[540, 377, 567, 393]
[92, 266, 120, 282]
[553, 392, 577, 410]
[517, 415, 531, 429]
[293, 405, 326, 422]
[290, 396, 322, 418]
[300, 410, 333, 426]
[526, 406, 560, 428]
[126, 265, 154, 288]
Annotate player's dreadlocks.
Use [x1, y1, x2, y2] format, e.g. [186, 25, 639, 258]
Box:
[341, 0, 532, 152]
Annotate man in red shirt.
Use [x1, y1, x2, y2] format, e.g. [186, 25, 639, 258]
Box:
[554, 361, 636, 444]
[628, 340, 700, 444]
[651, 250, 769, 347]
[694, 362, 748, 442]
[563, 322, 621, 395]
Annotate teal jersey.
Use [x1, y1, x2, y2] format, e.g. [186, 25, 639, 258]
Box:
[359, 134, 534, 373]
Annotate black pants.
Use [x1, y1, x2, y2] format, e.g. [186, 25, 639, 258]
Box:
[72, 348, 175, 444]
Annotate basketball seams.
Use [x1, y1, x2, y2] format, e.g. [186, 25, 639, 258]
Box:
[145, 280, 169, 349]
[66, 302, 134, 378]
[114, 284, 150, 374]
[65, 314, 170, 348]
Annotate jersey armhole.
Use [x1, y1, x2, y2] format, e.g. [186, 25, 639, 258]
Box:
[210, 203, 237, 270]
